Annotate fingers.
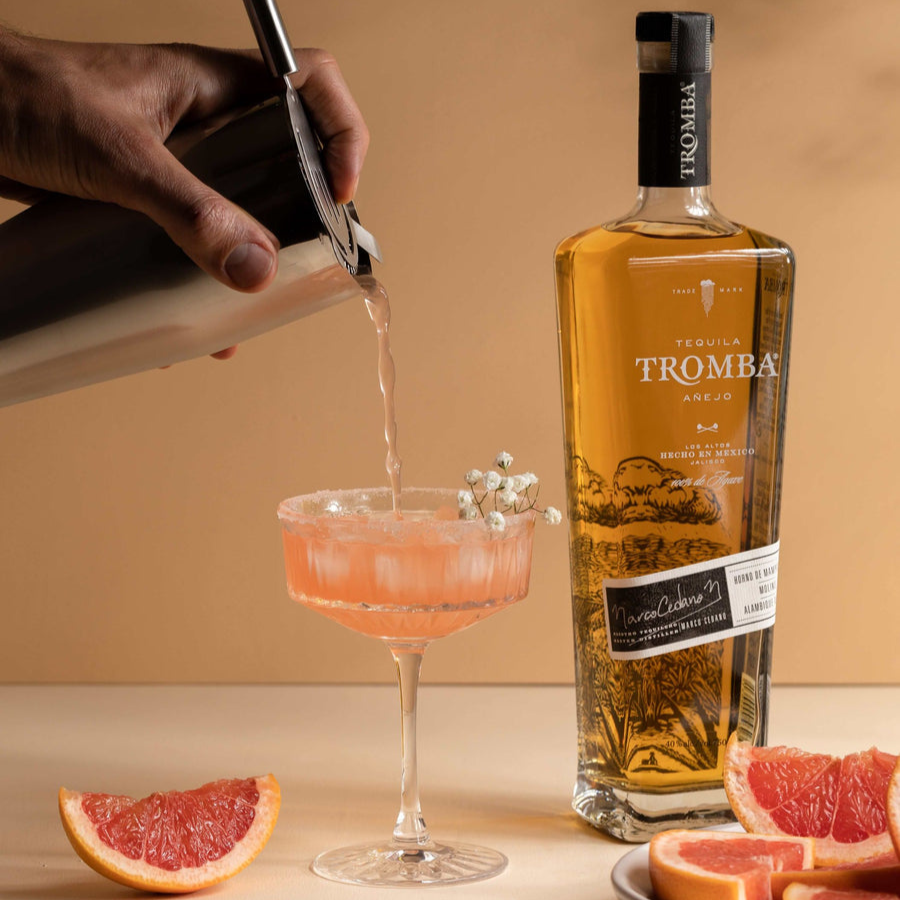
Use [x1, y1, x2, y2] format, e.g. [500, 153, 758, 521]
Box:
[291, 50, 369, 204]
[116, 135, 280, 293]
[161, 343, 236, 367]
[0, 175, 50, 205]
[154, 44, 369, 204]
[155, 44, 280, 127]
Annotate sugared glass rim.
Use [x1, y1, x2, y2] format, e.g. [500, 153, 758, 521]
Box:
[277, 486, 535, 539]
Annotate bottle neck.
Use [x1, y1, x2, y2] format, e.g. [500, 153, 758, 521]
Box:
[605, 44, 737, 236]
[634, 185, 718, 218]
[639, 70, 710, 189]
[606, 185, 737, 237]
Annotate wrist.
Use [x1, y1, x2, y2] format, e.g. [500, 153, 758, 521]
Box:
[0, 26, 37, 181]
[0, 22, 18, 49]
[0, 28, 13, 169]
[0, 25, 25, 84]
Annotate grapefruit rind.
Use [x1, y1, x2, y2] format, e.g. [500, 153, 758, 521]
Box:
[649, 829, 815, 900]
[58, 774, 280, 894]
[724, 737, 896, 867]
[887, 758, 900, 858]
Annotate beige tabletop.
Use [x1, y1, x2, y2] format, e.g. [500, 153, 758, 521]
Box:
[2, 684, 899, 899]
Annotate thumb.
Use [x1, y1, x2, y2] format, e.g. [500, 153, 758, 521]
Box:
[120, 141, 279, 292]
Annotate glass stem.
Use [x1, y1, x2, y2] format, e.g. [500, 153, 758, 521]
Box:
[389, 646, 433, 848]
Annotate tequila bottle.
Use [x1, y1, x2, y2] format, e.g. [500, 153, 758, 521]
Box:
[555, 12, 795, 841]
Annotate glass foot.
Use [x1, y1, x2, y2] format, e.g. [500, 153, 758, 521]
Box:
[311, 840, 508, 886]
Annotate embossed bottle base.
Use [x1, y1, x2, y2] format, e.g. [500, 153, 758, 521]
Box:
[572, 775, 736, 842]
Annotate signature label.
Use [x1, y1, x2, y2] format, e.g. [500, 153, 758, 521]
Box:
[602, 543, 779, 660]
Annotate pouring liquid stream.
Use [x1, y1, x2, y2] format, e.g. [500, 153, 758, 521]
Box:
[356, 275, 402, 514]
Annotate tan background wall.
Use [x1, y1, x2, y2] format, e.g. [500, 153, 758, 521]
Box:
[0, 0, 896, 684]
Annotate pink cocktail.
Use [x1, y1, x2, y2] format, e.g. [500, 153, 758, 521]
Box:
[277, 487, 535, 886]
[281, 489, 533, 643]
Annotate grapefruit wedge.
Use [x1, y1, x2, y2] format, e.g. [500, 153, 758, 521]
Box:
[649, 829, 814, 900]
[725, 737, 897, 866]
[59, 774, 280, 894]
[772, 867, 900, 900]
[781, 885, 899, 900]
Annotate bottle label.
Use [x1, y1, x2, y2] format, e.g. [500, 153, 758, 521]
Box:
[639, 72, 710, 187]
[602, 542, 778, 660]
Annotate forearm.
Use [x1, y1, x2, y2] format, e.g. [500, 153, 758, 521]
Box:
[0, 25, 49, 204]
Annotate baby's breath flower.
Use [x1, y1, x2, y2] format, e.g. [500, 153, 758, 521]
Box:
[462, 455, 555, 527]
[543, 506, 562, 526]
[486, 510, 506, 532]
[499, 488, 517, 507]
[494, 451, 513, 471]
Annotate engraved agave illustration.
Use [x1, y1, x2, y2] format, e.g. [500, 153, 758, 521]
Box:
[568, 453, 731, 778]
[570, 454, 722, 528]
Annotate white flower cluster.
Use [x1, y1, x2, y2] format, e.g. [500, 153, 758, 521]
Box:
[543, 507, 562, 526]
[459, 451, 561, 532]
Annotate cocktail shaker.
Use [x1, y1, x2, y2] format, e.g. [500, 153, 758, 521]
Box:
[0, 0, 381, 408]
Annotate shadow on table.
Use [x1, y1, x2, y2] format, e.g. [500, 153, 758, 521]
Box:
[0, 881, 128, 899]
[0, 876, 228, 899]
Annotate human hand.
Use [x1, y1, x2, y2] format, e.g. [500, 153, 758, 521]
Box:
[0, 29, 369, 357]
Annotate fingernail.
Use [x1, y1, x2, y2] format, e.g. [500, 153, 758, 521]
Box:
[224, 242, 274, 289]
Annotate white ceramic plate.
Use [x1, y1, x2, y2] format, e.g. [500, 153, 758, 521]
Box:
[610, 823, 744, 900]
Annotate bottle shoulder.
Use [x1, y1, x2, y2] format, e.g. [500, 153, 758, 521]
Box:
[555, 222, 794, 265]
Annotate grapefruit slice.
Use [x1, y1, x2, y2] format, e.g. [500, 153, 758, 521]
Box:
[725, 737, 897, 866]
[782, 884, 899, 900]
[649, 828, 814, 900]
[59, 774, 280, 894]
[772, 867, 900, 900]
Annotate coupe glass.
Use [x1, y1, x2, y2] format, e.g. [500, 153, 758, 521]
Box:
[277, 487, 535, 886]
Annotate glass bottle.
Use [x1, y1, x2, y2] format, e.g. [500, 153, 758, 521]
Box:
[554, 11, 795, 841]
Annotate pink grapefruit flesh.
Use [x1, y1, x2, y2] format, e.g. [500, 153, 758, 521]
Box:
[725, 737, 897, 866]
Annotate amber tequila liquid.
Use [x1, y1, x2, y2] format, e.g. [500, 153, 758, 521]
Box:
[555, 13, 794, 840]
